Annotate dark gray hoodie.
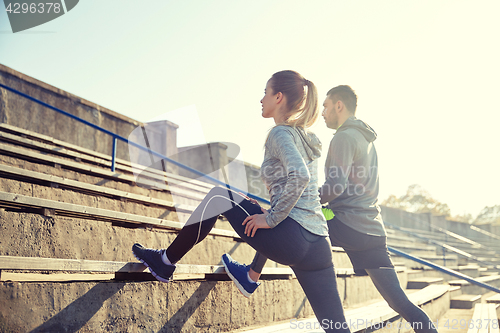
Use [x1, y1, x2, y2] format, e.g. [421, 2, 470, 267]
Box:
[261, 125, 328, 236]
[319, 117, 386, 236]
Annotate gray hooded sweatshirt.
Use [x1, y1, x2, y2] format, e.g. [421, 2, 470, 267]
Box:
[319, 117, 386, 236]
[261, 125, 328, 236]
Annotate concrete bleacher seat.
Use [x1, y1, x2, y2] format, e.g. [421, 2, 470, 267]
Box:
[231, 285, 450, 333]
[386, 226, 500, 271]
[407, 265, 483, 283]
[449, 275, 500, 295]
[467, 303, 499, 333]
[450, 294, 482, 309]
[393, 226, 500, 258]
[486, 294, 500, 304]
[407, 277, 444, 289]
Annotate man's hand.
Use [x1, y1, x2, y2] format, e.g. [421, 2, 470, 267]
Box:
[242, 207, 270, 237]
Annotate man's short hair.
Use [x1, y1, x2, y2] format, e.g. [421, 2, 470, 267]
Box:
[327, 85, 357, 114]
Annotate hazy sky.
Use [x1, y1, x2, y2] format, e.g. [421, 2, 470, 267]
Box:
[1, 1, 499, 218]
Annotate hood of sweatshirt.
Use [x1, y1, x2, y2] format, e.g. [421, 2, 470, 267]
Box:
[293, 126, 322, 161]
[336, 117, 377, 142]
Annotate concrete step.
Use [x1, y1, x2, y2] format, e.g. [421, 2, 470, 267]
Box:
[449, 275, 500, 295]
[0, 172, 193, 223]
[387, 229, 500, 266]
[450, 294, 481, 309]
[407, 277, 444, 289]
[0, 265, 410, 332]
[385, 243, 438, 257]
[468, 303, 500, 333]
[486, 293, 500, 304]
[386, 235, 424, 246]
[386, 241, 436, 252]
[390, 227, 500, 252]
[434, 308, 474, 333]
[0, 208, 261, 269]
[450, 285, 463, 298]
[0, 149, 204, 208]
[0, 255, 296, 282]
[407, 265, 482, 281]
[0, 123, 215, 194]
[392, 254, 459, 269]
[232, 285, 450, 333]
[0, 138, 212, 209]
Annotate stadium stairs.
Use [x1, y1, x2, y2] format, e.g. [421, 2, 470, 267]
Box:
[0, 123, 498, 332]
[0, 68, 498, 331]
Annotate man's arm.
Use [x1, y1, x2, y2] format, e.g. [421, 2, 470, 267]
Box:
[319, 132, 356, 204]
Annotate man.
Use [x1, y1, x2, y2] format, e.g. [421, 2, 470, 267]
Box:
[223, 86, 438, 333]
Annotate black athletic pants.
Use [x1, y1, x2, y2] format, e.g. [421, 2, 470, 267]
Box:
[166, 186, 350, 333]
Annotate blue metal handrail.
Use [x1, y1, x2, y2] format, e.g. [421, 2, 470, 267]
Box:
[1, 82, 498, 294]
[388, 246, 500, 294]
[0, 82, 270, 205]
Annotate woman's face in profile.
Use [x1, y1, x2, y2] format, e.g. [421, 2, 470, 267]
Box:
[260, 80, 278, 119]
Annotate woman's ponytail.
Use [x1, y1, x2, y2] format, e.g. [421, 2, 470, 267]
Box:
[269, 70, 319, 129]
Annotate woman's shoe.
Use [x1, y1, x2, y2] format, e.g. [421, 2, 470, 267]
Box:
[132, 243, 176, 282]
[222, 253, 260, 297]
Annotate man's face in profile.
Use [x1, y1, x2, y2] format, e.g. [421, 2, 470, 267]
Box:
[322, 96, 339, 129]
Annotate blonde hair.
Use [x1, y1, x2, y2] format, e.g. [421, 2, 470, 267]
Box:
[269, 70, 319, 129]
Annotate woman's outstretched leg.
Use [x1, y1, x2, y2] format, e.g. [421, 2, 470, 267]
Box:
[134, 186, 349, 330]
[132, 187, 262, 281]
[366, 268, 438, 333]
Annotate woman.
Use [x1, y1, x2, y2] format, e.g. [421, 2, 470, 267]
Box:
[133, 70, 350, 332]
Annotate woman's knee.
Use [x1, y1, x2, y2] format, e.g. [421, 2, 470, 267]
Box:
[208, 186, 242, 201]
[208, 186, 226, 197]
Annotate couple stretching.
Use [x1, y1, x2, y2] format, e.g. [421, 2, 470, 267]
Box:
[132, 71, 437, 333]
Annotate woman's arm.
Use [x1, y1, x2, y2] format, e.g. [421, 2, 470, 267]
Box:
[243, 127, 310, 236]
[265, 128, 310, 227]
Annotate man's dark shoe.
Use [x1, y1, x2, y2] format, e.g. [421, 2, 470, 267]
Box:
[132, 243, 175, 282]
[222, 253, 260, 297]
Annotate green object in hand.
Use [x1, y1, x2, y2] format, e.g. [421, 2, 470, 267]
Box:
[321, 207, 335, 220]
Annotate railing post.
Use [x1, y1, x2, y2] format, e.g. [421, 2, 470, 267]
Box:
[442, 246, 446, 267]
[111, 137, 117, 172]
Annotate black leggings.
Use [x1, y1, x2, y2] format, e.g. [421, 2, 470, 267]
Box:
[166, 186, 350, 333]
[249, 216, 438, 333]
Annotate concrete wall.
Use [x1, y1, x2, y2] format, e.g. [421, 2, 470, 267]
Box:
[380, 206, 432, 232]
[177, 142, 269, 200]
[0, 63, 179, 164]
[492, 224, 500, 236]
[128, 119, 179, 175]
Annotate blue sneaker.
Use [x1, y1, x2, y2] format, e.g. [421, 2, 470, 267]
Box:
[222, 253, 260, 297]
[132, 243, 176, 282]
